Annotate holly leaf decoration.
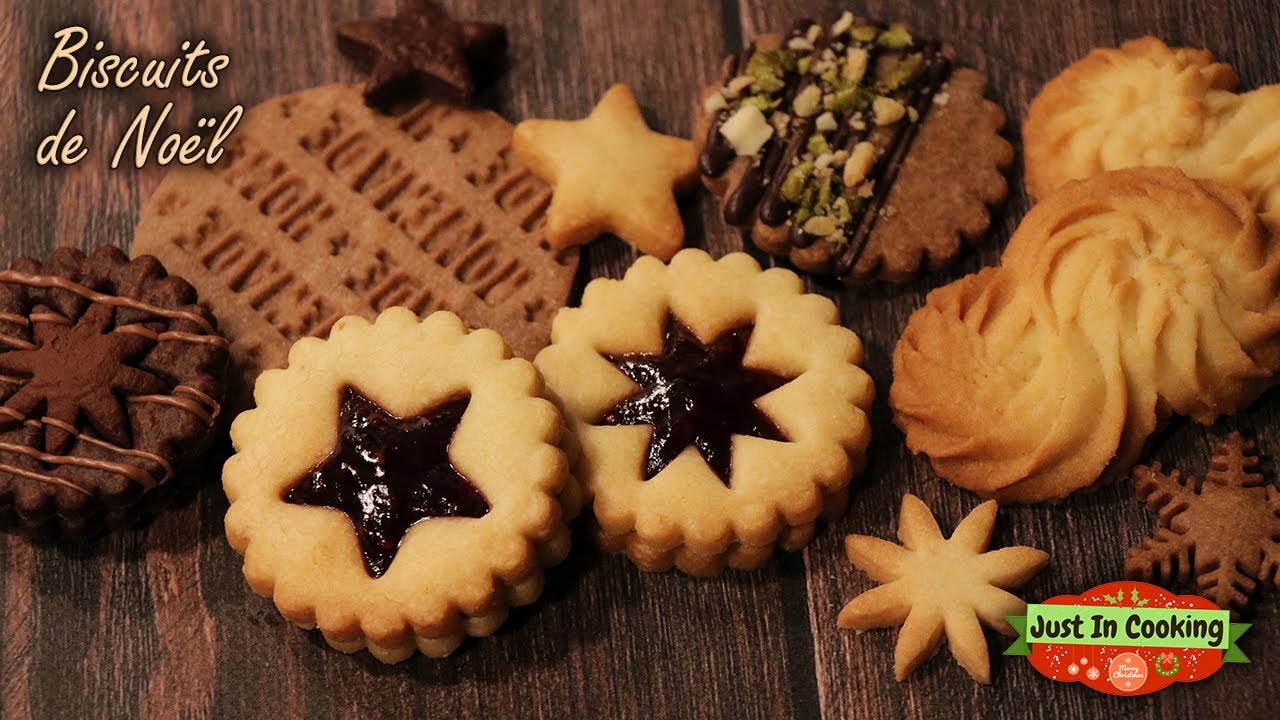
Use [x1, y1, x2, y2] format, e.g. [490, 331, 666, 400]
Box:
[1137, 598, 1149, 607]
[1103, 592, 1119, 605]
[1131, 588, 1141, 603]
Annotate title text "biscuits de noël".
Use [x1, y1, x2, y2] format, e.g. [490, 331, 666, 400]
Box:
[35, 26, 242, 169]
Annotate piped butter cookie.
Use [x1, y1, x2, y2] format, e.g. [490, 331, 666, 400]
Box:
[534, 249, 874, 576]
[0, 246, 228, 537]
[1024, 37, 1280, 230]
[892, 168, 1280, 503]
[694, 11, 1011, 282]
[222, 308, 580, 662]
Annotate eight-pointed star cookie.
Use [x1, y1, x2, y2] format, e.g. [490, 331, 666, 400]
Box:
[838, 494, 1049, 684]
[0, 302, 166, 454]
[596, 316, 789, 485]
[1126, 432, 1280, 618]
[336, 0, 506, 108]
[513, 84, 698, 260]
[285, 386, 489, 579]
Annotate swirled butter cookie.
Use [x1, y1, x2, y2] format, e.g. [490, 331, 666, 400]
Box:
[222, 308, 580, 662]
[1025, 37, 1280, 230]
[535, 249, 874, 575]
[892, 168, 1280, 503]
[694, 11, 1011, 282]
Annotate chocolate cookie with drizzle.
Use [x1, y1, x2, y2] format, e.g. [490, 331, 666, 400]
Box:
[0, 246, 228, 537]
[694, 11, 1012, 282]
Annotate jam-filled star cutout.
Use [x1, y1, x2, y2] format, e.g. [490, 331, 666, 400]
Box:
[285, 387, 490, 578]
[336, 0, 507, 109]
[597, 315, 791, 485]
[0, 302, 165, 454]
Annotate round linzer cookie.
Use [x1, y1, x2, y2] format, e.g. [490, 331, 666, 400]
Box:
[223, 308, 580, 662]
[0, 246, 228, 536]
[133, 83, 579, 410]
[694, 12, 1012, 282]
[535, 250, 874, 575]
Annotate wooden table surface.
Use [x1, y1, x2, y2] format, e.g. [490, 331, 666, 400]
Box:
[3, 1, 1279, 718]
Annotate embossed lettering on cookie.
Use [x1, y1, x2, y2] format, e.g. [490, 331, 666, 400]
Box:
[0, 246, 229, 538]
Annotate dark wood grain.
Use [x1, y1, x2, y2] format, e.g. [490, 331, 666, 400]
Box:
[2, 1, 1280, 719]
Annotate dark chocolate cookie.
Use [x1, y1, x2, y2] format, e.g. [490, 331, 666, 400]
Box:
[0, 246, 228, 537]
[694, 12, 1012, 282]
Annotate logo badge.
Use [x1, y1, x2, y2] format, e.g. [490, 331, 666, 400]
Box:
[1005, 581, 1250, 695]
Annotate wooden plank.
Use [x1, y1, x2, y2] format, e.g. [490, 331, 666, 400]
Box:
[2, 1, 1280, 718]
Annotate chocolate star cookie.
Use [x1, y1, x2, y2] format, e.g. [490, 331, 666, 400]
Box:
[0, 246, 228, 537]
[694, 11, 1012, 282]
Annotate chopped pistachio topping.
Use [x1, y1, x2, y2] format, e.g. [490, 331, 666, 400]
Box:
[881, 53, 924, 92]
[807, 133, 831, 156]
[877, 23, 912, 49]
[740, 94, 778, 112]
[780, 161, 814, 202]
[850, 24, 878, 42]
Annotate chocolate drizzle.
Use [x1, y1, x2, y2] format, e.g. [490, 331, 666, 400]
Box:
[699, 16, 954, 275]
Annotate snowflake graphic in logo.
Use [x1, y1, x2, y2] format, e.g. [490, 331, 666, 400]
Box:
[1086, 666, 1101, 681]
[1067, 663, 1080, 676]
[1079, 657, 1088, 666]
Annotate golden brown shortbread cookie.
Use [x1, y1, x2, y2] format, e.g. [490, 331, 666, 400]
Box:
[838, 494, 1049, 684]
[223, 308, 580, 662]
[1025, 36, 1280, 230]
[892, 168, 1280, 503]
[513, 84, 698, 260]
[535, 249, 874, 575]
[694, 13, 1011, 282]
[133, 84, 578, 410]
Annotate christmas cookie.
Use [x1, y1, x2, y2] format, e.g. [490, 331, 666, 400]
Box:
[1126, 433, 1280, 618]
[892, 168, 1280, 503]
[0, 246, 228, 537]
[222, 308, 580, 662]
[513, 84, 698, 260]
[837, 494, 1049, 684]
[337, 0, 507, 108]
[133, 83, 578, 411]
[1024, 36, 1280, 230]
[534, 249, 873, 575]
[694, 11, 1011, 282]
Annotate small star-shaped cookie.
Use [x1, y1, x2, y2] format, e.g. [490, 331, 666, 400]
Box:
[838, 494, 1049, 683]
[336, 0, 507, 108]
[513, 84, 697, 260]
[284, 386, 489, 578]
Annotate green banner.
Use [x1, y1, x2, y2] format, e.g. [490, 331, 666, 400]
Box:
[1005, 604, 1250, 662]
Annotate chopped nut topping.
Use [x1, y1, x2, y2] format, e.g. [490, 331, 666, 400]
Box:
[831, 11, 855, 37]
[873, 96, 907, 125]
[725, 75, 756, 98]
[719, 104, 774, 156]
[830, 149, 850, 166]
[793, 84, 822, 117]
[770, 112, 791, 133]
[850, 116, 867, 131]
[933, 91, 951, 106]
[703, 92, 728, 114]
[788, 36, 815, 52]
[814, 153, 834, 170]
[856, 180, 875, 198]
[907, 106, 920, 122]
[803, 215, 838, 236]
[806, 24, 822, 44]
[843, 141, 876, 187]
[809, 59, 835, 76]
[815, 111, 838, 132]
[842, 47, 869, 85]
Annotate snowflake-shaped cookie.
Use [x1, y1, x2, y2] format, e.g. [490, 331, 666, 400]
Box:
[838, 494, 1049, 683]
[1126, 432, 1280, 617]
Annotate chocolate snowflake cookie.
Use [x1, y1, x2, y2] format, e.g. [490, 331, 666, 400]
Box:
[694, 11, 1012, 282]
[0, 246, 228, 536]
